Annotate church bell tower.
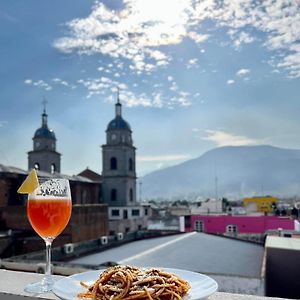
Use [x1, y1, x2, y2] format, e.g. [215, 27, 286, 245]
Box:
[102, 95, 137, 206]
[28, 101, 61, 173]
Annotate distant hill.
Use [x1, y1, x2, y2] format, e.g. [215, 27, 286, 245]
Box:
[141, 145, 300, 199]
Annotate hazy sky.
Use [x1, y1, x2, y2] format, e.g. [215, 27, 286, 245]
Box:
[0, 0, 300, 177]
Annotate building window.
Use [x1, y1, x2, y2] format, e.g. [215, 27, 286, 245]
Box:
[111, 189, 117, 201]
[195, 220, 204, 232]
[51, 163, 56, 174]
[226, 224, 238, 234]
[129, 158, 133, 171]
[129, 188, 133, 202]
[34, 163, 40, 170]
[123, 209, 128, 219]
[110, 157, 117, 170]
[111, 209, 119, 216]
[144, 208, 148, 216]
[132, 209, 140, 216]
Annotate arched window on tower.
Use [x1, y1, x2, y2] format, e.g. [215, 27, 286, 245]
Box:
[129, 158, 133, 171]
[110, 157, 117, 170]
[34, 163, 40, 170]
[129, 188, 133, 202]
[51, 163, 56, 174]
[111, 189, 117, 201]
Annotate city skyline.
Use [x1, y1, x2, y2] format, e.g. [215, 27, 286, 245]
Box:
[0, 0, 300, 176]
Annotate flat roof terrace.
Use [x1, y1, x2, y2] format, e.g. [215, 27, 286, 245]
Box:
[69, 232, 264, 278]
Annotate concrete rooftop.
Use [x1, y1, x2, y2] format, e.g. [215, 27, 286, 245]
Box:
[70, 232, 264, 277]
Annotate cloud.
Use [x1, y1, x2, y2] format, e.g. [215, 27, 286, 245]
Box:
[236, 69, 250, 77]
[53, 0, 213, 76]
[52, 78, 70, 87]
[187, 32, 210, 44]
[277, 45, 300, 78]
[24, 79, 52, 91]
[53, 1, 184, 74]
[202, 130, 262, 147]
[77, 77, 191, 107]
[53, 0, 300, 78]
[186, 58, 198, 69]
[24, 78, 77, 91]
[50, 0, 300, 107]
[202, 0, 300, 76]
[137, 154, 191, 162]
[228, 30, 255, 48]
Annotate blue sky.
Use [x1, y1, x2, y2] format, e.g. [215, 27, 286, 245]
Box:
[0, 0, 300, 176]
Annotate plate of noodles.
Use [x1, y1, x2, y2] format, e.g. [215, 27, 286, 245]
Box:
[53, 265, 218, 300]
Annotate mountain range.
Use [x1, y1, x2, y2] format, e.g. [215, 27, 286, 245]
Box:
[141, 145, 300, 200]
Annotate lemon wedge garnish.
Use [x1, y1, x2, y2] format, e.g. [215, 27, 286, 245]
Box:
[17, 169, 39, 194]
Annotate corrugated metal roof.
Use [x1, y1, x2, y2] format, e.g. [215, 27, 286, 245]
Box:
[36, 170, 95, 183]
[0, 164, 96, 183]
[0, 164, 27, 175]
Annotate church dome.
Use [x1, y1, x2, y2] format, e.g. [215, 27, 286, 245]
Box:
[107, 98, 131, 131]
[33, 109, 56, 140]
[107, 116, 131, 131]
[34, 126, 56, 139]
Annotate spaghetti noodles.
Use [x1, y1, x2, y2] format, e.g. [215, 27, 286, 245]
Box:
[78, 265, 191, 300]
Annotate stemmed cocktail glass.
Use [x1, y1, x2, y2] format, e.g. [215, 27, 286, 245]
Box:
[24, 177, 72, 293]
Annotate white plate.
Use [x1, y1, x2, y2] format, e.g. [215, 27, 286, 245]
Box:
[53, 268, 218, 300]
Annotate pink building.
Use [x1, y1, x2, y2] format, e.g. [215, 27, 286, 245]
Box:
[185, 215, 295, 235]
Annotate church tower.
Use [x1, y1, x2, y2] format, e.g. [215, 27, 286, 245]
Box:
[28, 103, 61, 173]
[102, 96, 137, 207]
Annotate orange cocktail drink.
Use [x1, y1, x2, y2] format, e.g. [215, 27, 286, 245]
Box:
[27, 198, 71, 239]
[18, 173, 72, 293]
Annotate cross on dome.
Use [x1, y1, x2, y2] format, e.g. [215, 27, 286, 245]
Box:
[42, 96, 48, 113]
[115, 87, 122, 117]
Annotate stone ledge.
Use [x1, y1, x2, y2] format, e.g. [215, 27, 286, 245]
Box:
[0, 269, 289, 300]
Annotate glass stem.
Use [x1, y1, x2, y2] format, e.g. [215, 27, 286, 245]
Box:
[44, 238, 53, 285]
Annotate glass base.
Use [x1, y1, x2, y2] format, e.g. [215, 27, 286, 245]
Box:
[24, 278, 54, 293]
